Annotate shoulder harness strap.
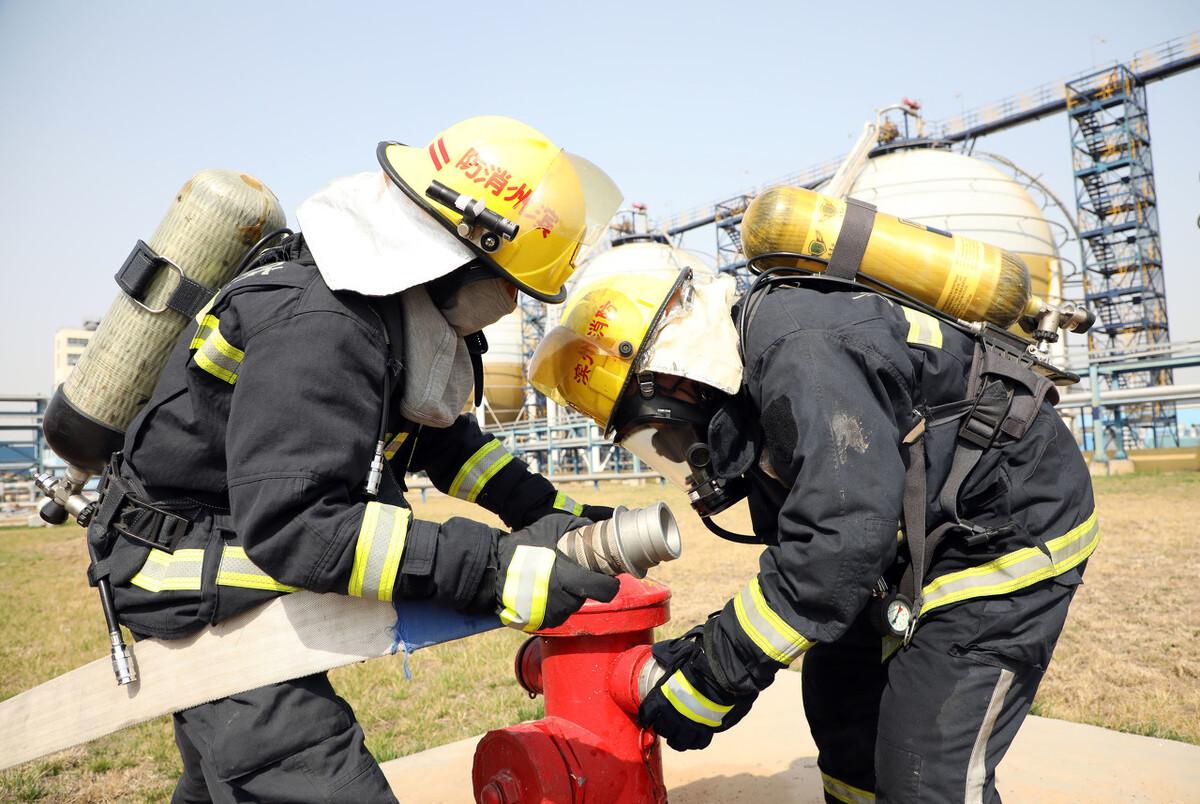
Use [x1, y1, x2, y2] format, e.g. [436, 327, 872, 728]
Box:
[897, 336, 1059, 640]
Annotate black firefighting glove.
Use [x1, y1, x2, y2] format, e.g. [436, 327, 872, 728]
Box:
[496, 513, 620, 632]
[579, 504, 614, 523]
[638, 624, 758, 751]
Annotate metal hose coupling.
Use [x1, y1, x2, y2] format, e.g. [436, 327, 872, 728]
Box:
[556, 502, 682, 579]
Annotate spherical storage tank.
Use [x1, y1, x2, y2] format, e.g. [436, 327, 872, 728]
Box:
[836, 148, 1061, 304]
[481, 309, 526, 425]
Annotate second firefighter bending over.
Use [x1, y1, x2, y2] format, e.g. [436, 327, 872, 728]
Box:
[529, 246, 1098, 804]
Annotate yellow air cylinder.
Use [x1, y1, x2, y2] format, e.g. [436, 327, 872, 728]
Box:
[45, 170, 286, 472]
[740, 186, 1042, 327]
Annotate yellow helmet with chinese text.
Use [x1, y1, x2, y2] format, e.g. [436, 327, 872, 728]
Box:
[530, 259, 745, 517]
[378, 116, 623, 303]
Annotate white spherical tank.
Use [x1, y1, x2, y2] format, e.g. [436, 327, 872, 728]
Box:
[481, 309, 526, 425]
[838, 148, 1061, 303]
[573, 239, 715, 288]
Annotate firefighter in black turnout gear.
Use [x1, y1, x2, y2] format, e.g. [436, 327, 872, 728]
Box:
[86, 116, 624, 803]
[528, 256, 1098, 803]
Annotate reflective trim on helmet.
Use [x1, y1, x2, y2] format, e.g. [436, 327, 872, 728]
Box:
[732, 577, 814, 665]
[348, 502, 411, 602]
[499, 544, 555, 632]
[449, 438, 514, 503]
[662, 669, 732, 728]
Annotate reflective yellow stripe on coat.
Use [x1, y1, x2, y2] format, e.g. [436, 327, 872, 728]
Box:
[901, 306, 944, 349]
[190, 313, 244, 384]
[553, 491, 584, 516]
[449, 439, 514, 503]
[662, 670, 733, 728]
[348, 502, 411, 602]
[733, 577, 814, 665]
[498, 545, 555, 632]
[822, 772, 876, 804]
[130, 546, 298, 593]
[920, 510, 1100, 617]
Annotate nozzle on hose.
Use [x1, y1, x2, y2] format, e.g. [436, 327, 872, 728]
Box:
[557, 502, 682, 578]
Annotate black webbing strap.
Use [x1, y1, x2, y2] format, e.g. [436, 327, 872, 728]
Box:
[466, 331, 489, 406]
[825, 198, 877, 280]
[115, 240, 215, 319]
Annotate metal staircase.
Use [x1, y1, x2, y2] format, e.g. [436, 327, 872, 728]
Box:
[1066, 64, 1176, 448]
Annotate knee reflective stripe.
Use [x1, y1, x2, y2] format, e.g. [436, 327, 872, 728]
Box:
[216, 546, 299, 592]
[190, 314, 244, 384]
[449, 439, 513, 503]
[821, 772, 875, 804]
[130, 548, 206, 592]
[348, 502, 410, 601]
[732, 577, 814, 665]
[130, 546, 299, 593]
[965, 667, 1015, 804]
[902, 306, 944, 349]
[498, 544, 555, 632]
[661, 670, 732, 728]
[553, 491, 584, 516]
[920, 510, 1099, 616]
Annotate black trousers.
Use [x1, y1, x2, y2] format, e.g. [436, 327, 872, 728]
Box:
[802, 576, 1079, 804]
[170, 673, 397, 804]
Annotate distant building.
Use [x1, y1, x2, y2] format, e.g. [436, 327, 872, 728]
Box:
[53, 320, 99, 388]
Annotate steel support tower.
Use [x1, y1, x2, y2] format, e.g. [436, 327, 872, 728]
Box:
[1066, 65, 1177, 448]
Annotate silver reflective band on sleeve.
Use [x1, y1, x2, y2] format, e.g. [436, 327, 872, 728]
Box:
[821, 771, 876, 804]
[732, 577, 814, 665]
[902, 306, 944, 349]
[661, 669, 733, 728]
[348, 502, 411, 602]
[553, 491, 584, 516]
[498, 544, 555, 632]
[449, 439, 514, 503]
[190, 314, 244, 385]
[920, 510, 1100, 617]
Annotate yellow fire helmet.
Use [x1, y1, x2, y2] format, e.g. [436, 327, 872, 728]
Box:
[528, 269, 689, 432]
[378, 116, 623, 303]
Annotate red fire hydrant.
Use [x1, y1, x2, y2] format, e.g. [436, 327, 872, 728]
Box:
[471, 575, 670, 804]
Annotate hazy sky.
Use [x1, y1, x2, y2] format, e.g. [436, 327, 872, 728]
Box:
[2, 1, 1197, 394]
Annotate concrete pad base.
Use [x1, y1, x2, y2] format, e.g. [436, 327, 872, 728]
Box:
[1089, 458, 1136, 476]
[381, 671, 1198, 802]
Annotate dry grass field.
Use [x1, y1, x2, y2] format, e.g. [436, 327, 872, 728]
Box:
[1, 473, 1196, 801]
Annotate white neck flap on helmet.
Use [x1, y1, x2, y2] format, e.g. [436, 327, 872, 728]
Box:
[296, 171, 476, 296]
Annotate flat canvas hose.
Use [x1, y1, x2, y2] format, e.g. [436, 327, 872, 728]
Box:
[0, 504, 682, 771]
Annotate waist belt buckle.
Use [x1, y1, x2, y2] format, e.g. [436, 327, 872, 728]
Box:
[961, 521, 1016, 549]
[112, 499, 190, 554]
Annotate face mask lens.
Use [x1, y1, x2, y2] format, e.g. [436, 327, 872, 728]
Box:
[620, 425, 697, 490]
